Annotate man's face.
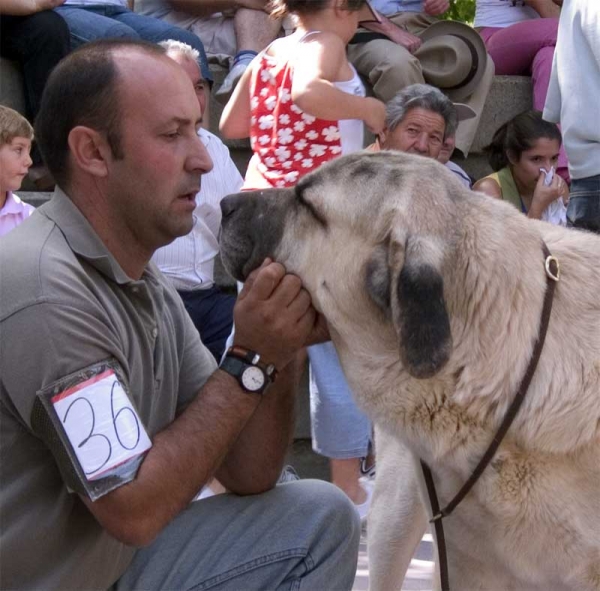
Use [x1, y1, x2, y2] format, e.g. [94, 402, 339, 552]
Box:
[380, 107, 446, 159]
[0, 136, 32, 195]
[105, 51, 213, 253]
[437, 134, 455, 165]
[170, 53, 208, 117]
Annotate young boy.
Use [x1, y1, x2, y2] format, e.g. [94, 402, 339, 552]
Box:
[0, 105, 35, 237]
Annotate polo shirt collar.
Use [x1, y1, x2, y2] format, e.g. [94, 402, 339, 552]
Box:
[40, 187, 134, 285]
[0, 192, 26, 216]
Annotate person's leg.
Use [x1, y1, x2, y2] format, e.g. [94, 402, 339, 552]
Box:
[0, 12, 69, 123]
[308, 342, 372, 511]
[112, 480, 361, 591]
[348, 38, 424, 103]
[178, 287, 236, 362]
[110, 8, 212, 81]
[479, 18, 559, 78]
[234, 7, 282, 55]
[567, 175, 600, 233]
[214, 8, 281, 103]
[0, 12, 70, 172]
[54, 6, 141, 49]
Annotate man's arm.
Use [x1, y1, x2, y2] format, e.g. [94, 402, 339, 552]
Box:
[166, 0, 268, 17]
[82, 263, 317, 547]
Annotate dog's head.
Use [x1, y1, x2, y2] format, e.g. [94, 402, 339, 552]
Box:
[220, 151, 467, 379]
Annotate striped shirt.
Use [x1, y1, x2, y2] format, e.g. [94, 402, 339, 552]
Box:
[152, 128, 243, 290]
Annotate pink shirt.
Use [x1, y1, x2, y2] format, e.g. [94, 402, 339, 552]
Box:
[0, 192, 35, 237]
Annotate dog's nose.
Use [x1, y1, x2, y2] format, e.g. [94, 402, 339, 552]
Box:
[221, 193, 246, 220]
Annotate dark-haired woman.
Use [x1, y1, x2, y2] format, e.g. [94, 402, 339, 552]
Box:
[473, 110, 569, 225]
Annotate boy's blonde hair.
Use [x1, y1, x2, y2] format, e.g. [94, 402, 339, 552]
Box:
[0, 105, 34, 147]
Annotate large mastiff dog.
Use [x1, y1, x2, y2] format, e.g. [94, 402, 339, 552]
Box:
[219, 152, 600, 590]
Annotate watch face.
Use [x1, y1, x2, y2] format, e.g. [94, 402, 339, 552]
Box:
[241, 366, 266, 391]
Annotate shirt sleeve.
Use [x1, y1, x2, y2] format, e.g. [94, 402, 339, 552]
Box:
[543, 48, 561, 123]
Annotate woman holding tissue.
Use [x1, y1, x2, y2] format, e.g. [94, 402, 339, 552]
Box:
[473, 110, 569, 225]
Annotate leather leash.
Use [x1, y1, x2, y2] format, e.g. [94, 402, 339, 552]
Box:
[420, 242, 560, 591]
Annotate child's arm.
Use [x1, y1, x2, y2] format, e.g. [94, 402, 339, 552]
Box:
[219, 64, 254, 139]
[291, 32, 385, 134]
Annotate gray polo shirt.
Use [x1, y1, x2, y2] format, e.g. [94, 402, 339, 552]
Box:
[0, 188, 217, 590]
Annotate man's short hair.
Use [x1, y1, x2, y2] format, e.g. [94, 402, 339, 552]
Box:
[0, 105, 33, 146]
[35, 38, 166, 189]
[385, 84, 458, 140]
[159, 39, 200, 64]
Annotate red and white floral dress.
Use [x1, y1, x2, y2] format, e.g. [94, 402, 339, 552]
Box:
[244, 31, 365, 190]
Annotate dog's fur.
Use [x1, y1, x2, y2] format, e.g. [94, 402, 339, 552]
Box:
[220, 152, 600, 590]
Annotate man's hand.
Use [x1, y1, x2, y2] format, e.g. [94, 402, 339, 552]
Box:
[423, 0, 449, 16]
[384, 26, 422, 52]
[233, 261, 317, 370]
[365, 15, 422, 52]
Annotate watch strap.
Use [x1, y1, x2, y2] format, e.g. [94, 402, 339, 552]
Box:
[220, 355, 269, 395]
[226, 346, 278, 381]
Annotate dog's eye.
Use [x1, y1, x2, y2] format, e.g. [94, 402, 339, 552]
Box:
[295, 189, 327, 228]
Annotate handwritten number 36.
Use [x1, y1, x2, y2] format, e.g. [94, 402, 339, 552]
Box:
[62, 381, 141, 476]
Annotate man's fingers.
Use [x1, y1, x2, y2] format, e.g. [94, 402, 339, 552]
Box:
[238, 259, 284, 301]
[268, 273, 304, 308]
[285, 288, 313, 320]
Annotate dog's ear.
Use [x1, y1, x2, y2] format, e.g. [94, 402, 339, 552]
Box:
[390, 231, 452, 379]
[365, 244, 391, 314]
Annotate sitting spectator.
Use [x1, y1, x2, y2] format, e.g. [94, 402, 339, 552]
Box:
[473, 110, 568, 225]
[0, 0, 70, 189]
[0, 38, 360, 590]
[0, 105, 35, 236]
[348, 0, 495, 157]
[54, 0, 211, 80]
[544, 0, 600, 233]
[152, 39, 241, 362]
[135, 0, 283, 104]
[373, 83, 473, 166]
[438, 130, 473, 188]
[474, 0, 568, 179]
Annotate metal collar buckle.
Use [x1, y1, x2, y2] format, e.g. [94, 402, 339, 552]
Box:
[545, 255, 560, 282]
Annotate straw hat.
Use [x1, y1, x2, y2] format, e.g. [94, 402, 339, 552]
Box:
[414, 20, 489, 101]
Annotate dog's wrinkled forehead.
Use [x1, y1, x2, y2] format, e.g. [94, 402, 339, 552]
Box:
[298, 151, 406, 202]
[296, 151, 453, 232]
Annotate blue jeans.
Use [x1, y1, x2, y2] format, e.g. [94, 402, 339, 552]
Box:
[111, 480, 360, 591]
[567, 174, 600, 233]
[178, 286, 235, 362]
[308, 342, 372, 459]
[55, 4, 211, 81]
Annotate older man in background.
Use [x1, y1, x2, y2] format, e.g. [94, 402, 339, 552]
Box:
[374, 83, 474, 166]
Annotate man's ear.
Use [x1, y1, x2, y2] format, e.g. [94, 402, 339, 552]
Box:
[67, 126, 111, 178]
[378, 128, 388, 148]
